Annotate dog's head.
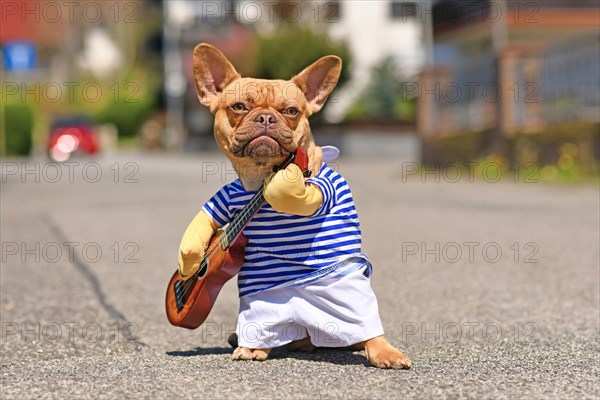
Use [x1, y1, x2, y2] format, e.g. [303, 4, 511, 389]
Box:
[192, 43, 341, 190]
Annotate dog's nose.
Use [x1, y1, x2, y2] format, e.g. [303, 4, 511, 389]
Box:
[254, 113, 276, 127]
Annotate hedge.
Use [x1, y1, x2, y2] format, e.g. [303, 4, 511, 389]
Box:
[3, 103, 33, 156]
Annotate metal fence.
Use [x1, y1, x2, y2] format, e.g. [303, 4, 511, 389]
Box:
[540, 33, 600, 125]
[423, 32, 599, 136]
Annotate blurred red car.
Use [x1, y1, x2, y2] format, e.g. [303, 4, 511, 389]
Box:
[48, 116, 99, 161]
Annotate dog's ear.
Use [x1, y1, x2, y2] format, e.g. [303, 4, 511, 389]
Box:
[293, 55, 342, 114]
[193, 43, 241, 108]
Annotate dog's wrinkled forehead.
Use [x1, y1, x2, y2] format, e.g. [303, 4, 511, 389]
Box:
[217, 78, 307, 109]
[193, 43, 341, 116]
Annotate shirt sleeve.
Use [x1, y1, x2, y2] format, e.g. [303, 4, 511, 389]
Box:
[306, 167, 338, 216]
[201, 185, 231, 227]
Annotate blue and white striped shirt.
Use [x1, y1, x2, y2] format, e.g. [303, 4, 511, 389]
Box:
[202, 164, 367, 297]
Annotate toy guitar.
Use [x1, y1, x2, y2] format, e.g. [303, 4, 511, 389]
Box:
[165, 148, 310, 329]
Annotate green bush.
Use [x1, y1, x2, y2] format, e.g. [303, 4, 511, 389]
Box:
[93, 87, 156, 138]
[506, 123, 600, 178]
[422, 130, 488, 166]
[345, 57, 416, 121]
[2, 103, 33, 155]
[421, 122, 600, 182]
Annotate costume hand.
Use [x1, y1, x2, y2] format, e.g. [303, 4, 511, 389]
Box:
[178, 211, 217, 280]
[263, 164, 323, 216]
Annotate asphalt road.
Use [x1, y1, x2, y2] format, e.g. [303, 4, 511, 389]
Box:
[1, 152, 599, 399]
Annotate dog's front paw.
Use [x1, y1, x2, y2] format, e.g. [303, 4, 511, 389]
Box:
[364, 336, 411, 370]
[232, 346, 271, 361]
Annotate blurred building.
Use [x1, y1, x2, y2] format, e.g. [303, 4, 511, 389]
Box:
[264, 0, 427, 121]
[163, 0, 426, 153]
[163, 0, 259, 149]
[0, 0, 141, 81]
[419, 0, 600, 164]
[1, 0, 147, 156]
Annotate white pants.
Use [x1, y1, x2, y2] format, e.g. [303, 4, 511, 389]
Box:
[236, 257, 385, 349]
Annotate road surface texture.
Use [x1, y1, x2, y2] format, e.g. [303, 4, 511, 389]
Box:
[1, 152, 599, 399]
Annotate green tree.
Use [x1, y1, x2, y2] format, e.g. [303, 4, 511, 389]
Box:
[345, 57, 416, 121]
[255, 27, 351, 88]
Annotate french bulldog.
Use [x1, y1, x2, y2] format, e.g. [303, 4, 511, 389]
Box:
[178, 43, 411, 369]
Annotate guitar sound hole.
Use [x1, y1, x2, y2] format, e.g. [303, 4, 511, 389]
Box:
[174, 280, 186, 311]
[197, 261, 208, 278]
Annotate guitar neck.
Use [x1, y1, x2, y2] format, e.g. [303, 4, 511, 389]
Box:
[218, 148, 305, 250]
[220, 187, 265, 249]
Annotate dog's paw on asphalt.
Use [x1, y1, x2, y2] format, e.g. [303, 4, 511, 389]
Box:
[365, 340, 412, 369]
[232, 346, 271, 361]
[370, 348, 412, 369]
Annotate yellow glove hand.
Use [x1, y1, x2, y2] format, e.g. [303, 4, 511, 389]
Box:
[178, 211, 218, 280]
[263, 164, 323, 216]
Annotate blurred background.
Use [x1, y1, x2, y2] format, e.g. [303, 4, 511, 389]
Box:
[2, 2, 600, 397]
[1, 0, 598, 180]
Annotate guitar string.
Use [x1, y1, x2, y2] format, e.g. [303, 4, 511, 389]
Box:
[225, 187, 264, 244]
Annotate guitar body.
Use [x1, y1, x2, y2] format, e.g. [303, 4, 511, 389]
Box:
[165, 232, 248, 329]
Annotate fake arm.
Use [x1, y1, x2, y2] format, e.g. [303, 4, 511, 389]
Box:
[263, 164, 323, 216]
[178, 210, 218, 280]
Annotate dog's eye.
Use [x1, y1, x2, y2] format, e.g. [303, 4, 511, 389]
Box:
[284, 107, 299, 116]
[231, 102, 246, 112]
